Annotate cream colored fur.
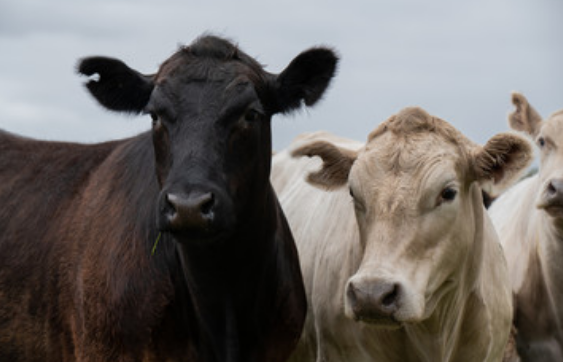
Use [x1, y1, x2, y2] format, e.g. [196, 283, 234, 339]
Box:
[272, 107, 532, 362]
[489, 93, 563, 361]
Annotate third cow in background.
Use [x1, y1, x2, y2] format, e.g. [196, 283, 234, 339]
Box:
[489, 93, 563, 362]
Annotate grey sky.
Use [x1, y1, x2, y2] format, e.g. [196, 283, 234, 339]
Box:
[1, 0, 562, 151]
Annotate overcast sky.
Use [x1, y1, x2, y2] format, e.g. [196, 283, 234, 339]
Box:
[0, 0, 562, 151]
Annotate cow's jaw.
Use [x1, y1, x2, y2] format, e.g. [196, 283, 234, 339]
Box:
[343, 132, 471, 330]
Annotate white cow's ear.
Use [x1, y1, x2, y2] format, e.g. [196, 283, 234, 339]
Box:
[508, 92, 543, 137]
[291, 140, 357, 190]
[473, 133, 533, 195]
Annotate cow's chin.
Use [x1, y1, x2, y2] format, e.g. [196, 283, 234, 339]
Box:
[351, 310, 428, 331]
[156, 214, 237, 245]
[168, 227, 235, 245]
[344, 299, 426, 330]
[356, 316, 404, 330]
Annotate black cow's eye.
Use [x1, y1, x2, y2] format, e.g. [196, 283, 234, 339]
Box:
[244, 109, 262, 122]
[440, 187, 457, 202]
[538, 137, 546, 148]
[150, 113, 160, 127]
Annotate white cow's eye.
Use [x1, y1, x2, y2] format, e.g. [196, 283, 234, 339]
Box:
[440, 187, 457, 202]
[537, 137, 546, 148]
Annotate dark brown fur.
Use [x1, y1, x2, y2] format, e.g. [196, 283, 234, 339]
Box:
[0, 130, 303, 362]
[0, 35, 339, 362]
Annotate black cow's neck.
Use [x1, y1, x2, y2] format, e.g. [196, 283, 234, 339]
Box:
[174, 186, 278, 362]
[116, 133, 295, 361]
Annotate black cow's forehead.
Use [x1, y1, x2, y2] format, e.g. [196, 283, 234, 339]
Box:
[148, 36, 274, 117]
[147, 75, 262, 122]
[155, 37, 266, 85]
[152, 56, 270, 113]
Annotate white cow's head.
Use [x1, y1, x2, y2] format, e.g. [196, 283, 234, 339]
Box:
[509, 92, 563, 218]
[293, 107, 532, 328]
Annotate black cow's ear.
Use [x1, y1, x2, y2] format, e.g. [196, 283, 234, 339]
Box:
[272, 47, 338, 114]
[77, 57, 154, 114]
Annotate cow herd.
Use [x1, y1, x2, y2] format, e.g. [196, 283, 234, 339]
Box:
[0, 35, 560, 362]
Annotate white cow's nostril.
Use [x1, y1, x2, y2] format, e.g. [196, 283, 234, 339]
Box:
[547, 181, 557, 195]
[381, 284, 399, 307]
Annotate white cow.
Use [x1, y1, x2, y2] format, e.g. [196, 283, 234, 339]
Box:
[272, 107, 532, 362]
[489, 93, 563, 361]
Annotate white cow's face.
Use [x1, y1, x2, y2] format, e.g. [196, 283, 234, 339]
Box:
[345, 131, 471, 326]
[536, 114, 563, 218]
[292, 107, 532, 328]
[509, 93, 563, 219]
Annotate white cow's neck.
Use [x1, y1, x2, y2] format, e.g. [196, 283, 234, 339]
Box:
[402, 184, 500, 362]
[538, 215, 563, 342]
[404, 287, 468, 361]
[335, 184, 507, 362]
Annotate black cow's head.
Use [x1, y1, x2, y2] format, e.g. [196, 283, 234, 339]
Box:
[78, 35, 338, 242]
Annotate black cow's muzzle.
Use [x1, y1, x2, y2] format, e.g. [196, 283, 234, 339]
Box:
[157, 187, 234, 240]
[166, 192, 215, 230]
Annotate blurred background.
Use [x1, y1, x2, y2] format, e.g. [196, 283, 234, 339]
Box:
[1, 0, 562, 152]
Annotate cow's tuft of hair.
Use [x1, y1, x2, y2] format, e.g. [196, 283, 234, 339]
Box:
[186, 35, 240, 60]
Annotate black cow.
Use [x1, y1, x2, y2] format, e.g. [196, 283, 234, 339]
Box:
[0, 35, 338, 362]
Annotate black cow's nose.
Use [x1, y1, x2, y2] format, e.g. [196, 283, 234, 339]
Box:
[166, 192, 215, 230]
[347, 280, 401, 321]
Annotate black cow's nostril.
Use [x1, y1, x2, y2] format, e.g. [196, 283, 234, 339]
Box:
[200, 193, 215, 216]
[165, 193, 175, 211]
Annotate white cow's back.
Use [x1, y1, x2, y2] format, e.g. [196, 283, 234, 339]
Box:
[489, 175, 540, 293]
[272, 133, 374, 361]
[490, 175, 563, 360]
